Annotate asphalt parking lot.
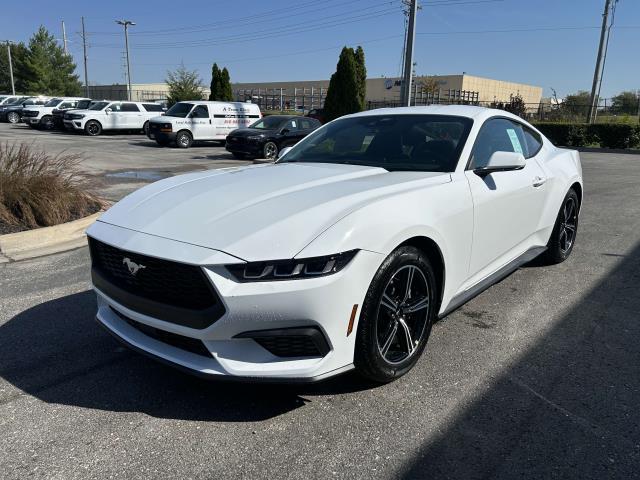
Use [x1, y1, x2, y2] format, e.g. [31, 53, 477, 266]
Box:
[1, 123, 639, 479]
[0, 122, 251, 202]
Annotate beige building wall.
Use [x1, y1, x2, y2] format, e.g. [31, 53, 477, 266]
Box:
[461, 75, 543, 105]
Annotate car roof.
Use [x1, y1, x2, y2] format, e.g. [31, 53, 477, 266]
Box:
[179, 100, 259, 106]
[347, 105, 525, 123]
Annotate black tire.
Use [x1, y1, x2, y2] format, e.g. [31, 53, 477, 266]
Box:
[40, 115, 54, 130]
[541, 188, 579, 265]
[175, 130, 193, 148]
[354, 246, 438, 383]
[143, 121, 150, 136]
[85, 120, 102, 136]
[263, 141, 278, 160]
[7, 112, 20, 124]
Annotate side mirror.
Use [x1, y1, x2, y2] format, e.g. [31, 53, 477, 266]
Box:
[474, 151, 525, 177]
[278, 146, 293, 159]
[280, 128, 290, 135]
[105, 108, 112, 114]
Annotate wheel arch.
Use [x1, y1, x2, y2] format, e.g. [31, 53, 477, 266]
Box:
[570, 181, 583, 211]
[397, 236, 446, 310]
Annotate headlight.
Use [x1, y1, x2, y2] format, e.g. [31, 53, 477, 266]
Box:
[226, 250, 358, 282]
[71, 114, 85, 119]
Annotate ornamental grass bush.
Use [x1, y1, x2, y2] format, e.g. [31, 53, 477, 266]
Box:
[0, 142, 101, 234]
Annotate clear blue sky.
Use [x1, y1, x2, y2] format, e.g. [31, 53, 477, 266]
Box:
[1, 0, 637, 98]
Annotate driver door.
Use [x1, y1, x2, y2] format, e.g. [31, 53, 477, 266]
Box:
[464, 118, 547, 283]
[189, 105, 214, 140]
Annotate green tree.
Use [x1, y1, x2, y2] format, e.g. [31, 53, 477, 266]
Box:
[611, 91, 639, 115]
[324, 47, 361, 122]
[0, 42, 28, 93]
[22, 26, 81, 96]
[208, 63, 221, 100]
[166, 65, 203, 107]
[353, 46, 367, 110]
[209, 63, 233, 101]
[562, 90, 591, 117]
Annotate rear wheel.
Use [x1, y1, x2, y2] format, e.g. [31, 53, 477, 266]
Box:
[541, 188, 579, 264]
[85, 120, 102, 136]
[7, 112, 20, 124]
[175, 130, 193, 148]
[354, 246, 437, 383]
[143, 121, 150, 136]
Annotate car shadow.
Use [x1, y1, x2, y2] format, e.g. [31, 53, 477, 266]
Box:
[398, 240, 640, 479]
[0, 290, 376, 422]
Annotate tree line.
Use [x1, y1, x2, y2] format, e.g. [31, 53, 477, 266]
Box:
[0, 26, 82, 96]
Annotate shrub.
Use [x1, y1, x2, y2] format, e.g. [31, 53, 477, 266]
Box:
[533, 122, 640, 149]
[0, 142, 101, 234]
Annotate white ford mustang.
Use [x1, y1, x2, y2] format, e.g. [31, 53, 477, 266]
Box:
[87, 106, 583, 383]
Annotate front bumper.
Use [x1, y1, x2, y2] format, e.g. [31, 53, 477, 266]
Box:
[149, 130, 177, 143]
[63, 119, 84, 130]
[88, 221, 382, 381]
[225, 138, 264, 156]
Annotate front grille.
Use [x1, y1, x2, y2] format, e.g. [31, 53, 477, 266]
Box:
[89, 238, 225, 328]
[22, 110, 39, 117]
[112, 308, 212, 358]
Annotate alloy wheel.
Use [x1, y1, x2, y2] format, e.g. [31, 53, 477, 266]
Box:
[264, 142, 278, 159]
[376, 265, 430, 365]
[559, 197, 577, 254]
[7, 112, 19, 124]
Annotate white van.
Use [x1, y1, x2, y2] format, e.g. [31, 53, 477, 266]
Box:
[22, 97, 90, 130]
[147, 101, 262, 148]
[63, 100, 166, 136]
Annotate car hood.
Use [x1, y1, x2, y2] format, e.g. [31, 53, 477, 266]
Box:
[228, 128, 275, 137]
[97, 162, 450, 261]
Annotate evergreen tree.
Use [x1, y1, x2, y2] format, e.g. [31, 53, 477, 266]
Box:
[208, 63, 221, 101]
[354, 46, 367, 110]
[0, 42, 28, 93]
[221, 67, 233, 101]
[324, 47, 361, 122]
[22, 26, 81, 96]
[166, 65, 203, 107]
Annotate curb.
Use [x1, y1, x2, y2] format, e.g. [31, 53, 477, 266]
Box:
[0, 210, 104, 263]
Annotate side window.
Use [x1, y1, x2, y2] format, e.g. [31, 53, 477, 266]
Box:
[299, 119, 316, 130]
[142, 103, 164, 112]
[59, 101, 76, 109]
[523, 126, 543, 157]
[191, 105, 209, 118]
[121, 103, 140, 112]
[109, 103, 122, 112]
[286, 119, 298, 131]
[471, 118, 528, 169]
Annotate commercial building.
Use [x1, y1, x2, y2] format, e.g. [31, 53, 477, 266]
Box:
[89, 74, 542, 110]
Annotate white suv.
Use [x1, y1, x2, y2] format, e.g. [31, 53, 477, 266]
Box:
[63, 100, 165, 136]
[22, 97, 91, 130]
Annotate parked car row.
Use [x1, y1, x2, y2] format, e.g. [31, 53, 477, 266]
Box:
[0, 95, 322, 157]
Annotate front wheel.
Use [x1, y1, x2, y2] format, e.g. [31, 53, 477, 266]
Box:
[7, 112, 20, 124]
[175, 130, 193, 148]
[541, 188, 579, 264]
[143, 121, 149, 136]
[85, 120, 102, 136]
[40, 115, 54, 130]
[263, 141, 278, 160]
[354, 246, 437, 383]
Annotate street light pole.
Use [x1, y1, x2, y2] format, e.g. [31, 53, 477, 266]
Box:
[6, 41, 15, 95]
[587, 0, 613, 123]
[116, 20, 135, 101]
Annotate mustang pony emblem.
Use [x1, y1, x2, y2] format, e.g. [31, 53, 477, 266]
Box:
[122, 257, 146, 276]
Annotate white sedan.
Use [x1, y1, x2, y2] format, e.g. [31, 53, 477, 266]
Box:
[87, 106, 583, 383]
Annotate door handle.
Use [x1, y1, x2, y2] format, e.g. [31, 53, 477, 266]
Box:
[532, 176, 547, 187]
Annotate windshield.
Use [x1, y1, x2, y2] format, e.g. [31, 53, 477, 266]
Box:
[165, 102, 194, 118]
[279, 114, 473, 172]
[89, 101, 110, 111]
[44, 98, 63, 107]
[249, 116, 288, 130]
[7, 97, 24, 106]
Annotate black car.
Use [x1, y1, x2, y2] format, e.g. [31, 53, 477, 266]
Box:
[225, 115, 321, 160]
[52, 99, 94, 130]
[0, 97, 48, 124]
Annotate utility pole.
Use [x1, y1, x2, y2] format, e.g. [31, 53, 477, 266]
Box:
[400, 0, 418, 106]
[81, 17, 89, 97]
[587, 0, 612, 123]
[6, 41, 15, 95]
[62, 20, 68, 54]
[116, 20, 135, 101]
